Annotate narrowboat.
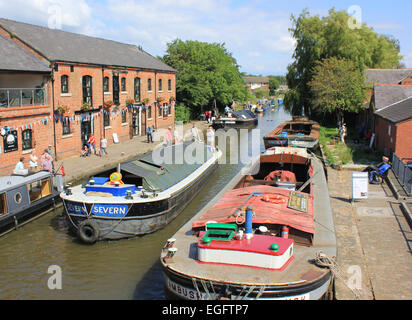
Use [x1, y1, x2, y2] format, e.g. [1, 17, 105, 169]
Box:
[60, 141, 222, 244]
[161, 146, 336, 300]
[0, 170, 61, 236]
[212, 110, 257, 130]
[263, 117, 320, 149]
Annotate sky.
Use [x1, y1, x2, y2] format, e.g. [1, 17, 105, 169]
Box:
[0, 0, 411, 76]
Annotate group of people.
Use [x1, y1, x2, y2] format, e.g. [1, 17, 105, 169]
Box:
[162, 124, 215, 151]
[14, 145, 54, 174]
[81, 134, 108, 157]
[204, 110, 216, 123]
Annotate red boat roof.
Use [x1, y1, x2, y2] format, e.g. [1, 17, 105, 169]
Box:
[192, 185, 314, 235]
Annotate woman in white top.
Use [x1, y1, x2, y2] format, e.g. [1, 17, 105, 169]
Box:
[206, 126, 215, 151]
[29, 151, 38, 169]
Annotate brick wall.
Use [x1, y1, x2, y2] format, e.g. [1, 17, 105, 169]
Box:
[395, 120, 412, 159]
[52, 63, 176, 159]
[0, 105, 53, 176]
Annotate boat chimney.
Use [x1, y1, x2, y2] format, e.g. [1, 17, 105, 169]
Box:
[245, 206, 253, 239]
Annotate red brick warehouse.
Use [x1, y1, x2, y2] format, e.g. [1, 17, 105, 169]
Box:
[0, 18, 176, 174]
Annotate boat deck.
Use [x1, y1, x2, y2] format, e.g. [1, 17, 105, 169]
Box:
[162, 154, 336, 287]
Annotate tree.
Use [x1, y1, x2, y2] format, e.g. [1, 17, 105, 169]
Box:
[161, 39, 253, 118]
[253, 87, 270, 99]
[268, 76, 280, 95]
[285, 8, 403, 117]
[308, 57, 369, 127]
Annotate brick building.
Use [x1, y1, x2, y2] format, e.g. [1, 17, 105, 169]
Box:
[0, 18, 176, 174]
[364, 69, 412, 159]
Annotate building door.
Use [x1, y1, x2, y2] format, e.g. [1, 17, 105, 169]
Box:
[81, 116, 92, 147]
[113, 75, 119, 105]
[130, 108, 140, 137]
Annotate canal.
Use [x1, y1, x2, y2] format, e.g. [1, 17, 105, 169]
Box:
[0, 108, 291, 299]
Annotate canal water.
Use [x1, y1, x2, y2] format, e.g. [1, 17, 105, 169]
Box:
[0, 108, 291, 300]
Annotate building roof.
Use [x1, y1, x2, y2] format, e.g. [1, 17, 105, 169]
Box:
[0, 18, 175, 73]
[373, 85, 412, 111]
[0, 34, 50, 73]
[243, 76, 269, 84]
[365, 69, 412, 85]
[375, 96, 412, 123]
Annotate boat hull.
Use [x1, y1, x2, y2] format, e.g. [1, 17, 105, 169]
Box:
[163, 266, 332, 300]
[63, 160, 219, 241]
[212, 118, 258, 130]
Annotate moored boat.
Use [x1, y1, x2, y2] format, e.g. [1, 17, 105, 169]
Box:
[0, 170, 61, 236]
[160, 146, 336, 300]
[263, 116, 320, 149]
[212, 110, 257, 130]
[60, 141, 222, 244]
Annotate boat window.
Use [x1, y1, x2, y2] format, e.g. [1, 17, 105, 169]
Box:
[14, 192, 22, 204]
[0, 193, 7, 216]
[28, 178, 52, 202]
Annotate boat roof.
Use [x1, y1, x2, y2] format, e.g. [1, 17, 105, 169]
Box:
[0, 171, 52, 193]
[119, 141, 214, 192]
[192, 185, 315, 235]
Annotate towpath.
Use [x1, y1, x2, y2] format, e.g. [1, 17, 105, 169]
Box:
[327, 166, 412, 300]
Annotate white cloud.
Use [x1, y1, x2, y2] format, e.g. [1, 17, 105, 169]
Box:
[0, 0, 295, 74]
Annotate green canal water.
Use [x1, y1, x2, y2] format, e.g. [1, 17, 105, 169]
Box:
[0, 108, 291, 299]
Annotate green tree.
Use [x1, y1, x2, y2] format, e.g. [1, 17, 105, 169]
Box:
[308, 57, 369, 127]
[268, 76, 280, 95]
[285, 8, 403, 116]
[253, 87, 270, 99]
[161, 39, 252, 119]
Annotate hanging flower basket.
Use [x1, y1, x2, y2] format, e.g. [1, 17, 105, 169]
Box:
[125, 98, 134, 106]
[142, 98, 149, 105]
[56, 105, 69, 116]
[157, 97, 164, 103]
[81, 103, 92, 111]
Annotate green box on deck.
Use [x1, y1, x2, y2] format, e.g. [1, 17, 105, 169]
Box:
[203, 223, 238, 244]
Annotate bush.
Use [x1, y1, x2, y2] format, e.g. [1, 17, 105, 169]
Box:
[174, 103, 191, 123]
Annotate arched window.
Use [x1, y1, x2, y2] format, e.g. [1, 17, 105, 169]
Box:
[61, 75, 69, 94]
[147, 78, 152, 92]
[158, 79, 162, 92]
[134, 77, 141, 103]
[148, 105, 152, 119]
[168, 79, 172, 91]
[82, 75, 93, 106]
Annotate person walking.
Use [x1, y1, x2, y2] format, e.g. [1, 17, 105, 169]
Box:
[88, 134, 97, 155]
[191, 124, 201, 142]
[206, 125, 215, 151]
[166, 127, 173, 146]
[150, 126, 155, 143]
[100, 138, 108, 156]
[146, 126, 153, 143]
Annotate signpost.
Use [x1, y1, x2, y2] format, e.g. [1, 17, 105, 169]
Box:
[352, 172, 368, 203]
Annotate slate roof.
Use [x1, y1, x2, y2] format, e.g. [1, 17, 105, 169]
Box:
[365, 69, 412, 85]
[0, 18, 175, 72]
[0, 34, 50, 72]
[243, 76, 269, 84]
[373, 85, 412, 111]
[375, 96, 412, 123]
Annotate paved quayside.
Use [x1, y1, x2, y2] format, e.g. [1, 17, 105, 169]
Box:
[327, 166, 412, 300]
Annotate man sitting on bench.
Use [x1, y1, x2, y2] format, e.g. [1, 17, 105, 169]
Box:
[364, 156, 391, 184]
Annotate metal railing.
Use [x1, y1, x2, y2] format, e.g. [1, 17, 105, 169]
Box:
[392, 153, 412, 196]
[0, 88, 47, 108]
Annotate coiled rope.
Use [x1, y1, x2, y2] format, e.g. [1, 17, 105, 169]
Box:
[314, 251, 361, 299]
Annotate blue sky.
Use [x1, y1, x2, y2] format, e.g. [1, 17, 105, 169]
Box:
[0, 0, 411, 75]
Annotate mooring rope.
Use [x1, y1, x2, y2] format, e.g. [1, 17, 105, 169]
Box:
[314, 251, 361, 299]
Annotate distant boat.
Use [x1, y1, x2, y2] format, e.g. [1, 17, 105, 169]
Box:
[60, 142, 222, 244]
[263, 116, 320, 149]
[0, 171, 61, 236]
[212, 110, 258, 130]
[160, 146, 336, 300]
